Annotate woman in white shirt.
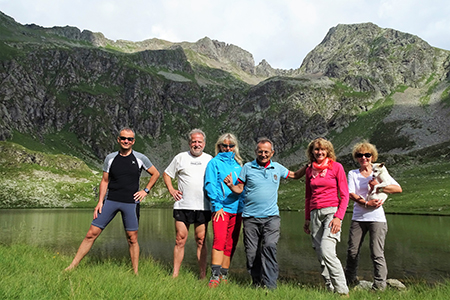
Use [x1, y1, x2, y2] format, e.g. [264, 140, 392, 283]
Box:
[345, 141, 402, 291]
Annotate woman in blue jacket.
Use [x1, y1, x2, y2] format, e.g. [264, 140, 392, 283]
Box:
[205, 133, 245, 287]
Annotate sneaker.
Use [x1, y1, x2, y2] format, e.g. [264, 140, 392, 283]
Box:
[347, 277, 360, 288]
[325, 279, 334, 292]
[372, 282, 387, 291]
[219, 274, 228, 284]
[209, 275, 220, 288]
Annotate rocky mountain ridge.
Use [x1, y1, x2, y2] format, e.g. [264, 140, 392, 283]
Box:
[0, 11, 449, 170]
[301, 23, 449, 91]
[23, 16, 295, 84]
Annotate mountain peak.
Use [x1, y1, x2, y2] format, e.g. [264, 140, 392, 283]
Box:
[300, 22, 442, 93]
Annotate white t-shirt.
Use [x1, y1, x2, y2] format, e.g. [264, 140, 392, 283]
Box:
[348, 169, 400, 222]
[164, 151, 212, 210]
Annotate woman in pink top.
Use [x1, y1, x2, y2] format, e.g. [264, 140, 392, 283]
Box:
[303, 138, 349, 296]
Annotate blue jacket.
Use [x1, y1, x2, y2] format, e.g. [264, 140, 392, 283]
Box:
[204, 152, 244, 213]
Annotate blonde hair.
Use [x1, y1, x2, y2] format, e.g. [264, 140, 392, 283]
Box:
[306, 137, 336, 162]
[214, 133, 243, 165]
[352, 141, 378, 162]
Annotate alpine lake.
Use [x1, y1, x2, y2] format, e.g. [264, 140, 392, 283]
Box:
[1, 208, 449, 285]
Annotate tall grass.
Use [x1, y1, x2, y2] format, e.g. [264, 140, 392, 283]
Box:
[1, 244, 449, 300]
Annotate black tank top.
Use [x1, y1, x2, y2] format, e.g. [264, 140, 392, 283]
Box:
[107, 153, 140, 203]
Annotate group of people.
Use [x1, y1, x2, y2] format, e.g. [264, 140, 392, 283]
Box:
[64, 128, 402, 296]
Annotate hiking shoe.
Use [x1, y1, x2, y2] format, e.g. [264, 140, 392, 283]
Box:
[372, 282, 387, 291]
[209, 275, 220, 288]
[325, 279, 334, 292]
[220, 274, 228, 284]
[347, 277, 360, 288]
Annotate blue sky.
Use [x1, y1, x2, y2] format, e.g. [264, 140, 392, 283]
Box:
[1, 0, 449, 69]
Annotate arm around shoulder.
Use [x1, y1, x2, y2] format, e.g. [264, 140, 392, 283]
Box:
[289, 164, 308, 179]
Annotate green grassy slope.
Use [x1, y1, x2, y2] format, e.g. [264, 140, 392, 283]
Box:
[1, 140, 449, 215]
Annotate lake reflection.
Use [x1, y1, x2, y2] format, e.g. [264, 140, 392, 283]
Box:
[1, 208, 449, 284]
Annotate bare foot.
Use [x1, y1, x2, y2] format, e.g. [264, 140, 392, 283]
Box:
[64, 264, 76, 272]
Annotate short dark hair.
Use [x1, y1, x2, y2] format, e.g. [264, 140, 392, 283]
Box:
[118, 127, 135, 136]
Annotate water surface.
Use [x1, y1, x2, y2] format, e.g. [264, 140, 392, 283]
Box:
[1, 208, 449, 284]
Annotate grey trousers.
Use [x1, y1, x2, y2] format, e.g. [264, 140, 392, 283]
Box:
[345, 220, 388, 289]
[310, 207, 349, 294]
[243, 216, 280, 289]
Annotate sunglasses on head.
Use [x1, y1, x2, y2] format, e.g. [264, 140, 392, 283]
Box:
[356, 152, 372, 158]
[221, 143, 235, 148]
[119, 136, 135, 141]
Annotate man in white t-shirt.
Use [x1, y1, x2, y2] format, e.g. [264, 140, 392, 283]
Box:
[163, 128, 213, 279]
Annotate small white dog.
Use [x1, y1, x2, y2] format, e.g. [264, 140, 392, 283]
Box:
[367, 163, 392, 204]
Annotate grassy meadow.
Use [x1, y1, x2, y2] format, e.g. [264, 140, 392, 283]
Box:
[1, 139, 450, 215]
[1, 244, 450, 300]
[1, 140, 450, 299]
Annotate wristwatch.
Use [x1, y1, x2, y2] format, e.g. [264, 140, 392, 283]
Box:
[144, 188, 150, 193]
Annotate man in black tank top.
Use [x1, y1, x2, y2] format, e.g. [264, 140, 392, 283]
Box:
[64, 128, 160, 274]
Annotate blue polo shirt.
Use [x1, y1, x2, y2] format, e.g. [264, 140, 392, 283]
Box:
[238, 160, 289, 218]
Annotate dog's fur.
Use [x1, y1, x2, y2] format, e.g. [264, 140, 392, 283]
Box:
[367, 163, 391, 204]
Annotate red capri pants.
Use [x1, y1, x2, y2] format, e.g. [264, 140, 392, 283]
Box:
[212, 212, 243, 257]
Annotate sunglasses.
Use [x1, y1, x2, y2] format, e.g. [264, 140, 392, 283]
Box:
[221, 143, 235, 149]
[119, 136, 135, 141]
[356, 152, 372, 158]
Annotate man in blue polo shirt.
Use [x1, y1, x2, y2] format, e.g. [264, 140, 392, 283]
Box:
[224, 137, 306, 289]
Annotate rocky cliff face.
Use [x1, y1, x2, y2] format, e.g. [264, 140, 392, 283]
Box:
[301, 23, 449, 92]
[0, 46, 201, 160]
[1, 11, 449, 169]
